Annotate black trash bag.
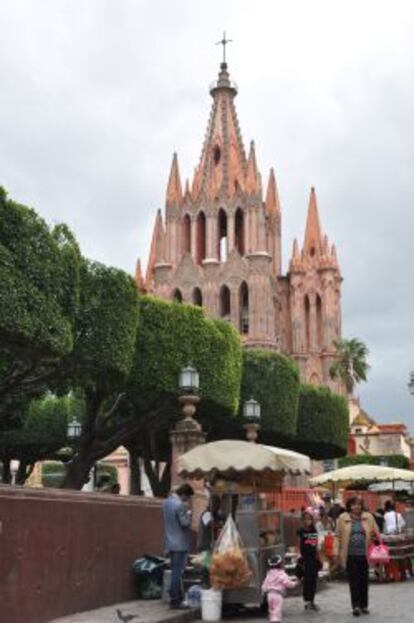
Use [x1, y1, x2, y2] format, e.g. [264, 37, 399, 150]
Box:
[132, 555, 167, 599]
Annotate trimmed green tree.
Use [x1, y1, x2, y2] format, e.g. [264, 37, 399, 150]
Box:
[295, 384, 349, 458]
[0, 187, 80, 417]
[61, 261, 139, 489]
[125, 296, 243, 496]
[239, 349, 300, 443]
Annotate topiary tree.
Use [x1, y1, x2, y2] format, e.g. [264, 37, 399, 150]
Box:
[0, 187, 80, 418]
[61, 260, 139, 489]
[239, 349, 300, 443]
[125, 296, 243, 496]
[295, 384, 349, 458]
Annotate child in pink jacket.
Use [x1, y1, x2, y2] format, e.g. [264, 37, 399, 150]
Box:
[261, 555, 298, 623]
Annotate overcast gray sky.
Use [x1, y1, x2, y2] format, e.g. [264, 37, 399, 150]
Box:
[1, 0, 414, 428]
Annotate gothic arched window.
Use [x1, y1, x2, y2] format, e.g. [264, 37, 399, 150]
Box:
[219, 285, 231, 319]
[192, 287, 203, 307]
[239, 281, 249, 334]
[235, 207, 244, 256]
[218, 208, 228, 262]
[182, 214, 191, 254]
[172, 288, 183, 303]
[196, 211, 206, 265]
[316, 294, 323, 349]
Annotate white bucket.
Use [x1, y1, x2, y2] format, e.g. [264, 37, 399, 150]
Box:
[201, 588, 222, 622]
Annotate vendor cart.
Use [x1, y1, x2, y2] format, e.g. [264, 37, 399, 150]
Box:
[178, 440, 310, 606]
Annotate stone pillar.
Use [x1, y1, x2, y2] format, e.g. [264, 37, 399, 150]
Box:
[170, 396, 206, 488]
[227, 211, 235, 253]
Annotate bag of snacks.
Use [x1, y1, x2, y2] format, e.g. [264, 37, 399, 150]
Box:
[209, 515, 251, 590]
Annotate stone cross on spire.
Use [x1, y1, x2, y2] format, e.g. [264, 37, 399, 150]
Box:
[216, 31, 233, 65]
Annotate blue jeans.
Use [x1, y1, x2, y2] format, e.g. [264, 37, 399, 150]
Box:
[169, 551, 188, 605]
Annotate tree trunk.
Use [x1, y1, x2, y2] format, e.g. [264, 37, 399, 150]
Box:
[2, 457, 11, 484]
[127, 443, 143, 495]
[16, 460, 29, 485]
[62, 454, 96, 490]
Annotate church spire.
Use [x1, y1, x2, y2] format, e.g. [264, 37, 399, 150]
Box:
[246, 141, 260, 194]
[194, 60, 247, 201]
[166, 152, 183, 208]
[265, 168, 280, 214]
[303, 186, 323, 257]
[145, 209, 166, 288]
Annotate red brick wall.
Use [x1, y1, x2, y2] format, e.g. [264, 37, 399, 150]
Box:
[0, 486, 164, 623]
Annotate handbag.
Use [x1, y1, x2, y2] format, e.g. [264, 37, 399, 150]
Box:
[368, 540, 390, 565]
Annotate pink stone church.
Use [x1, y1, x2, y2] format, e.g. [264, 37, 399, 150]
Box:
[137, 60, 342, 390]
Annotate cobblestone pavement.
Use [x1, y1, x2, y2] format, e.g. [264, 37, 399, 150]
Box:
[217, 581, 414, 622]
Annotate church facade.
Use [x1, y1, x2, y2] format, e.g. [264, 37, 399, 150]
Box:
[138, 61, 342, 389]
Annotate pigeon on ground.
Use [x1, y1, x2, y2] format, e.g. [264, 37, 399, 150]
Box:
[115, 608, 139, 622]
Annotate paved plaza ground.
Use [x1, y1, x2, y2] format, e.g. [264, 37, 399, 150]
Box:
[51, 581, 414, 623]
[221, 581, 414, 623]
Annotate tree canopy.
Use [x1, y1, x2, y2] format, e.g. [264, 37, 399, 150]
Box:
[124, 296, 243, 495]
[239, 349, 299, 441]
[295, 384, 349, 458]
[0, 187, 80, 415]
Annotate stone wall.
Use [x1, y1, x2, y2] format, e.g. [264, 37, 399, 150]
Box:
[0, 485, 164, 623]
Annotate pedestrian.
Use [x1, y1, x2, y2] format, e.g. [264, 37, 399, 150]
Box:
[297, 507, 321, 611]
[328, 497, 346, 528]
[336, 495, 380, 617]
[197, 494, 224, 587]
[261, 554, 298, 623]
[373, 507, 385, 533]
[383, 500, 405, 535]
[316, 505, 335, 576]
[162, 483, 194, 609]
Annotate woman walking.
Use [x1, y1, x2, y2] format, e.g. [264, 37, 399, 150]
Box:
[297, 508, 321, 611]
[336, 496, 380, 617]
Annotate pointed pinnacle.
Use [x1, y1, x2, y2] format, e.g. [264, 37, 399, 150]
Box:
[265, 168, 280, 214]
[303, 186, 323, 256]
[246, 140, 260, 194]
[166, 152, 183, 207]
[135, 258, 145, 291]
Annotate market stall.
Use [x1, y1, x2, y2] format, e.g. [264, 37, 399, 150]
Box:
[178, 440, 311, 605]
[310, 464, 414, 582]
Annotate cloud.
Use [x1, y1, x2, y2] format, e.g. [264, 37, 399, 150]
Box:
[1, 0, 413, 426]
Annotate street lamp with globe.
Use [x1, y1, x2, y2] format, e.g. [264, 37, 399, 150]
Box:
[66, 418, 95, 490]
[178, 364, 201, 429]
[243, 398, 261, 442]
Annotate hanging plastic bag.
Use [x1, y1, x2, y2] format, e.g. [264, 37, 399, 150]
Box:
[368, 540, 390, 565]
[209, 515, 251, 590]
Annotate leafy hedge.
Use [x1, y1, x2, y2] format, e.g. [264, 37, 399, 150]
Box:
[295, 384, 349, 458]
[127, 296, 243, 437]
[339, 454, 410, 469]
[42, 462, 118, 488]
[239, 349, 299, 439]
